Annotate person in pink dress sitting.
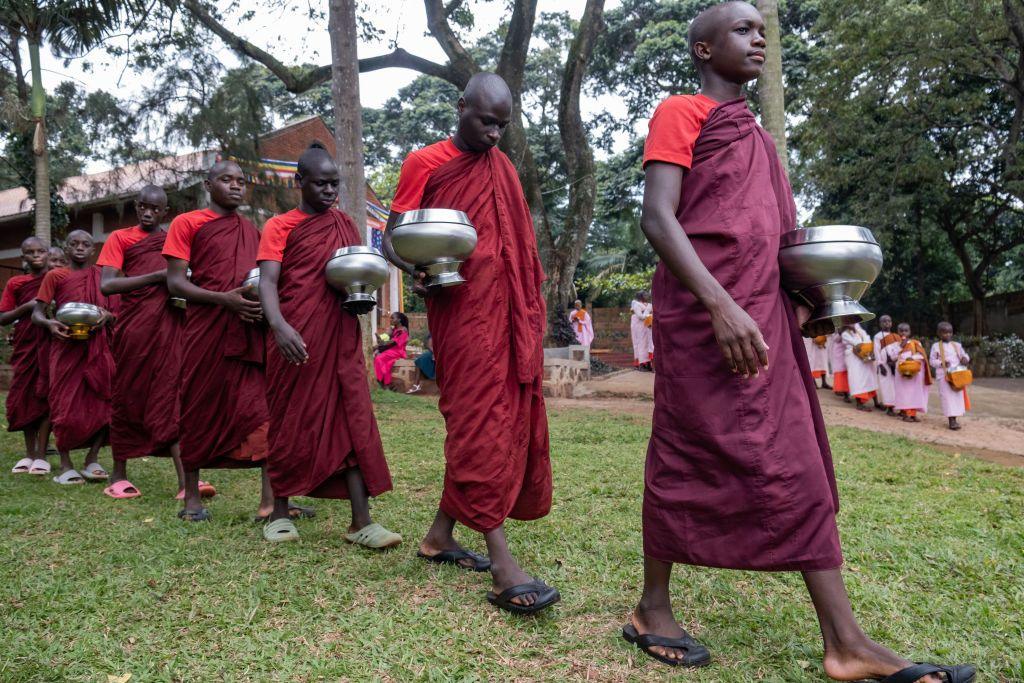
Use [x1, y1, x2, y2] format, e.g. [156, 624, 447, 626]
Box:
[374, 312, 410, 390]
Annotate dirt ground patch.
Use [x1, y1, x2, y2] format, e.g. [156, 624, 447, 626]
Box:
[561, 371, 1024, 467]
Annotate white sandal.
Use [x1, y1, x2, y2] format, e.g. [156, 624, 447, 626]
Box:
[11, 457, 33, 474]
[406, 384, 421, 394]
[53, 469, 85, 485]
[29, 459, 51, 475]
[80, 462, 109, 481]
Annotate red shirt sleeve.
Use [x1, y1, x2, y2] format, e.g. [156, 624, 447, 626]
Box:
[96, 231, 126, 270]
[390, 152, 432, 215]
[256, 211, 311, 262]
[163, 213, 201, 261]
[643, 95, 715, 170]
[35, 268, 68, 303]
[0, 276, 24, 312]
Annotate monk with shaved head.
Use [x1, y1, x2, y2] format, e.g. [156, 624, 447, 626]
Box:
[630, 3, 975, 681]
[164, 160, 273, 522]
[384, 72, 557, 614]
[32, 230, 117, 484]
[97, 185, 194, 500]
[2, 236, 53, 475]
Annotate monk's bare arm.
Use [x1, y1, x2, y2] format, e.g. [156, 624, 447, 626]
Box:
[257, 260, 307, 365]
[640, 161, 768, 378]
[0, 301, 35, 326]
[30, 300, 68, 339]
[100, 265, 166, 296]
[165, 257, 261, 322]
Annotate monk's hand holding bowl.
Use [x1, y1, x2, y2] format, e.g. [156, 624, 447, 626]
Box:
[795, 303, 833, 339]
[45, 319, 71, 340]
[271, 321, 308, 365]
[709, 297, 769, 379]
[411, 270, 440, 298]
[221, 286, 263, 323]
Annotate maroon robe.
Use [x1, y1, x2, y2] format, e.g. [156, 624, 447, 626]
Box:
[420, 146, 551, 533]
[643, 97, 843, 571]
[48, 267, 116, 451]
[5, 273, 49, 431]
[177, 214, 268, 470]
[110, 230, 184, 460]
[265, 209, 392, 499]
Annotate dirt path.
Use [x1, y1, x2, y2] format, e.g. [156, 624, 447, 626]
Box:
[559, 371, 1024, 467]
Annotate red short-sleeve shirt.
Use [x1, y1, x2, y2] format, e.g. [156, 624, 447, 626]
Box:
[162, 208, 220, 262]
[0, 274, 34, 312]
[35, 267, 71, 303]
[642, 94, 719, 170]
[257, 208, 314, 262]
[390, 138, 464, 215]
[96, 225, 150, 270]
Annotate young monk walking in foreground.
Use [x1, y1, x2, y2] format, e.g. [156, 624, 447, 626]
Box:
[99, 185, 193, 499]
[630, 3, 973, 681]
[257, 144, 398, 546]
[384, 73, 557, 614]
[2, 237, 52, 475]
[164, 161, 274, 522]
[31, 230, 117, 484]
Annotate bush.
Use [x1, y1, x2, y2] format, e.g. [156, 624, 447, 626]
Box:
[575, 268, 655, 307]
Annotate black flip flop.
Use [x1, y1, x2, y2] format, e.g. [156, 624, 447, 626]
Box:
[486, 580, 560, 615]
[178, 507, 211, 522]
[875, 662, 976, 683]
[621, 623, 711, 668]
[416, 548, 491, 572]
[253, 503, 316, 523]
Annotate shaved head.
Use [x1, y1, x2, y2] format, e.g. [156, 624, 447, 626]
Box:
[21, 236, 45, 250]
[138, 184, 167, 206]
[67, 229, 92, 243]
[463, 72, 512, 110]
[688, 1, 749, 60]
[297, 142, 335, 177]
[207, 159, 243, 180]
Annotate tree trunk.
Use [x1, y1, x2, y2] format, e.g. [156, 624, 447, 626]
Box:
[756, 0, 788, 171]
[971, 294, 987, 336]
[27, 38, 50, 245]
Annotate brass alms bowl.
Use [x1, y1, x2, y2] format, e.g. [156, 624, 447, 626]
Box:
[778, 225, 883, 334]
[390, 208, 477, 288]
[325, 246, 389, 315]
[55, 302, 103, 340]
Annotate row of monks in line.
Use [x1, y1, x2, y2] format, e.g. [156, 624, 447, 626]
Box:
[804, 318, 972, 430]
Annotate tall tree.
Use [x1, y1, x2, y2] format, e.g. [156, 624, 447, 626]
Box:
[0, 0, 140, 244]
[328, 0, 366, 233]
[756, 0, 787, 169]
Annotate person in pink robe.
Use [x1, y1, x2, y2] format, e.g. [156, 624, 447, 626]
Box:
[889, 322, 931, 422]
[930, 322, 971, 430]
[626, 4, 974, 682]
[873, 315, 899, 416]
[630, 292, 654, 370]
[569, 300, 594, 348]
[373, 312, 410, 389]
[841, 324, 877, 411]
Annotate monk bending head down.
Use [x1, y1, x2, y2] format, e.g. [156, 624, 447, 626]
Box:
[48, 246, 69, 269]
[295, 143, 339, 214]
[136, 185, 168, 230]
[204, 160, 246, 212]
[64, 230, 95, 265]
[688, 1, 766, 86]
[456, 72, 513, 152]
[878, 314, 893, 332]
[937, 321, 954, 342]
[21, 236, 48, 272]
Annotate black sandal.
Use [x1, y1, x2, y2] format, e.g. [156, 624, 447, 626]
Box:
[486, 580, 560, 615]
[253, 503, 316, 523]
[621, 623, 711, 667]
[875, 662, 976, 683]
[416, 548, 491, 572]
[178, 507, 211, 522]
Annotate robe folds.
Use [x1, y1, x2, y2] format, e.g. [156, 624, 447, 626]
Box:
[265, 209, 392, 499]
[177, 214, 268, 470]
[930, 341, 970, 417]
[6, 274, 49, 431]
[48, 267, 116, 451]
[110, 230, 183, 461]
[874, 331, 900, 407]
[420, 146, 552, 533]
[644, 98, 843, 571]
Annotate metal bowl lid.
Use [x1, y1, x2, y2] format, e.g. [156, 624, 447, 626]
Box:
[780, 225, 878, 248]
[244, 267, 260, 279]
[395, 208, 473, 227]
[330, 246, 385, 259]
[57, 302, 101, 313]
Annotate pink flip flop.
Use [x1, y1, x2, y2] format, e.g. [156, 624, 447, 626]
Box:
[104, 480, 141, 499]
[176, 481, 216, 500]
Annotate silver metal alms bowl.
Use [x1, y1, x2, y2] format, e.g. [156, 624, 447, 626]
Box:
[170, 267, 191, 309]
[390, 208, 477, 287]
[241, 267, 260, 301]
[55, 302, 103, 340]
[778, 225, 884, 334]
[325, 246, 389, 314]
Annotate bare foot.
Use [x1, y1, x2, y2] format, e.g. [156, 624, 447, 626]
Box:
[630, 604, 698, 663]
[490, 562, 537, 607]
[419, 536, 478, 570]
[823, 640, 942, 682]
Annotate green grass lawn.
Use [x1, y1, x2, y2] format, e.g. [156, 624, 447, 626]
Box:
[1, 391, 1021, 682]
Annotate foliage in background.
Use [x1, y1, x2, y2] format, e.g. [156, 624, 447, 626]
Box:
[575, 267, 655, 307]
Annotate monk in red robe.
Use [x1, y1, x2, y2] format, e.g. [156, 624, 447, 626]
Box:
[628, 4, 974, 683]
[164, 160, 274, 522]
[256, 144, 399, 546]
[31, 230, 116, 484]
[2, 236, 52, 475]
[384, 73, 557, 614]
[98, 185, 191, 500]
